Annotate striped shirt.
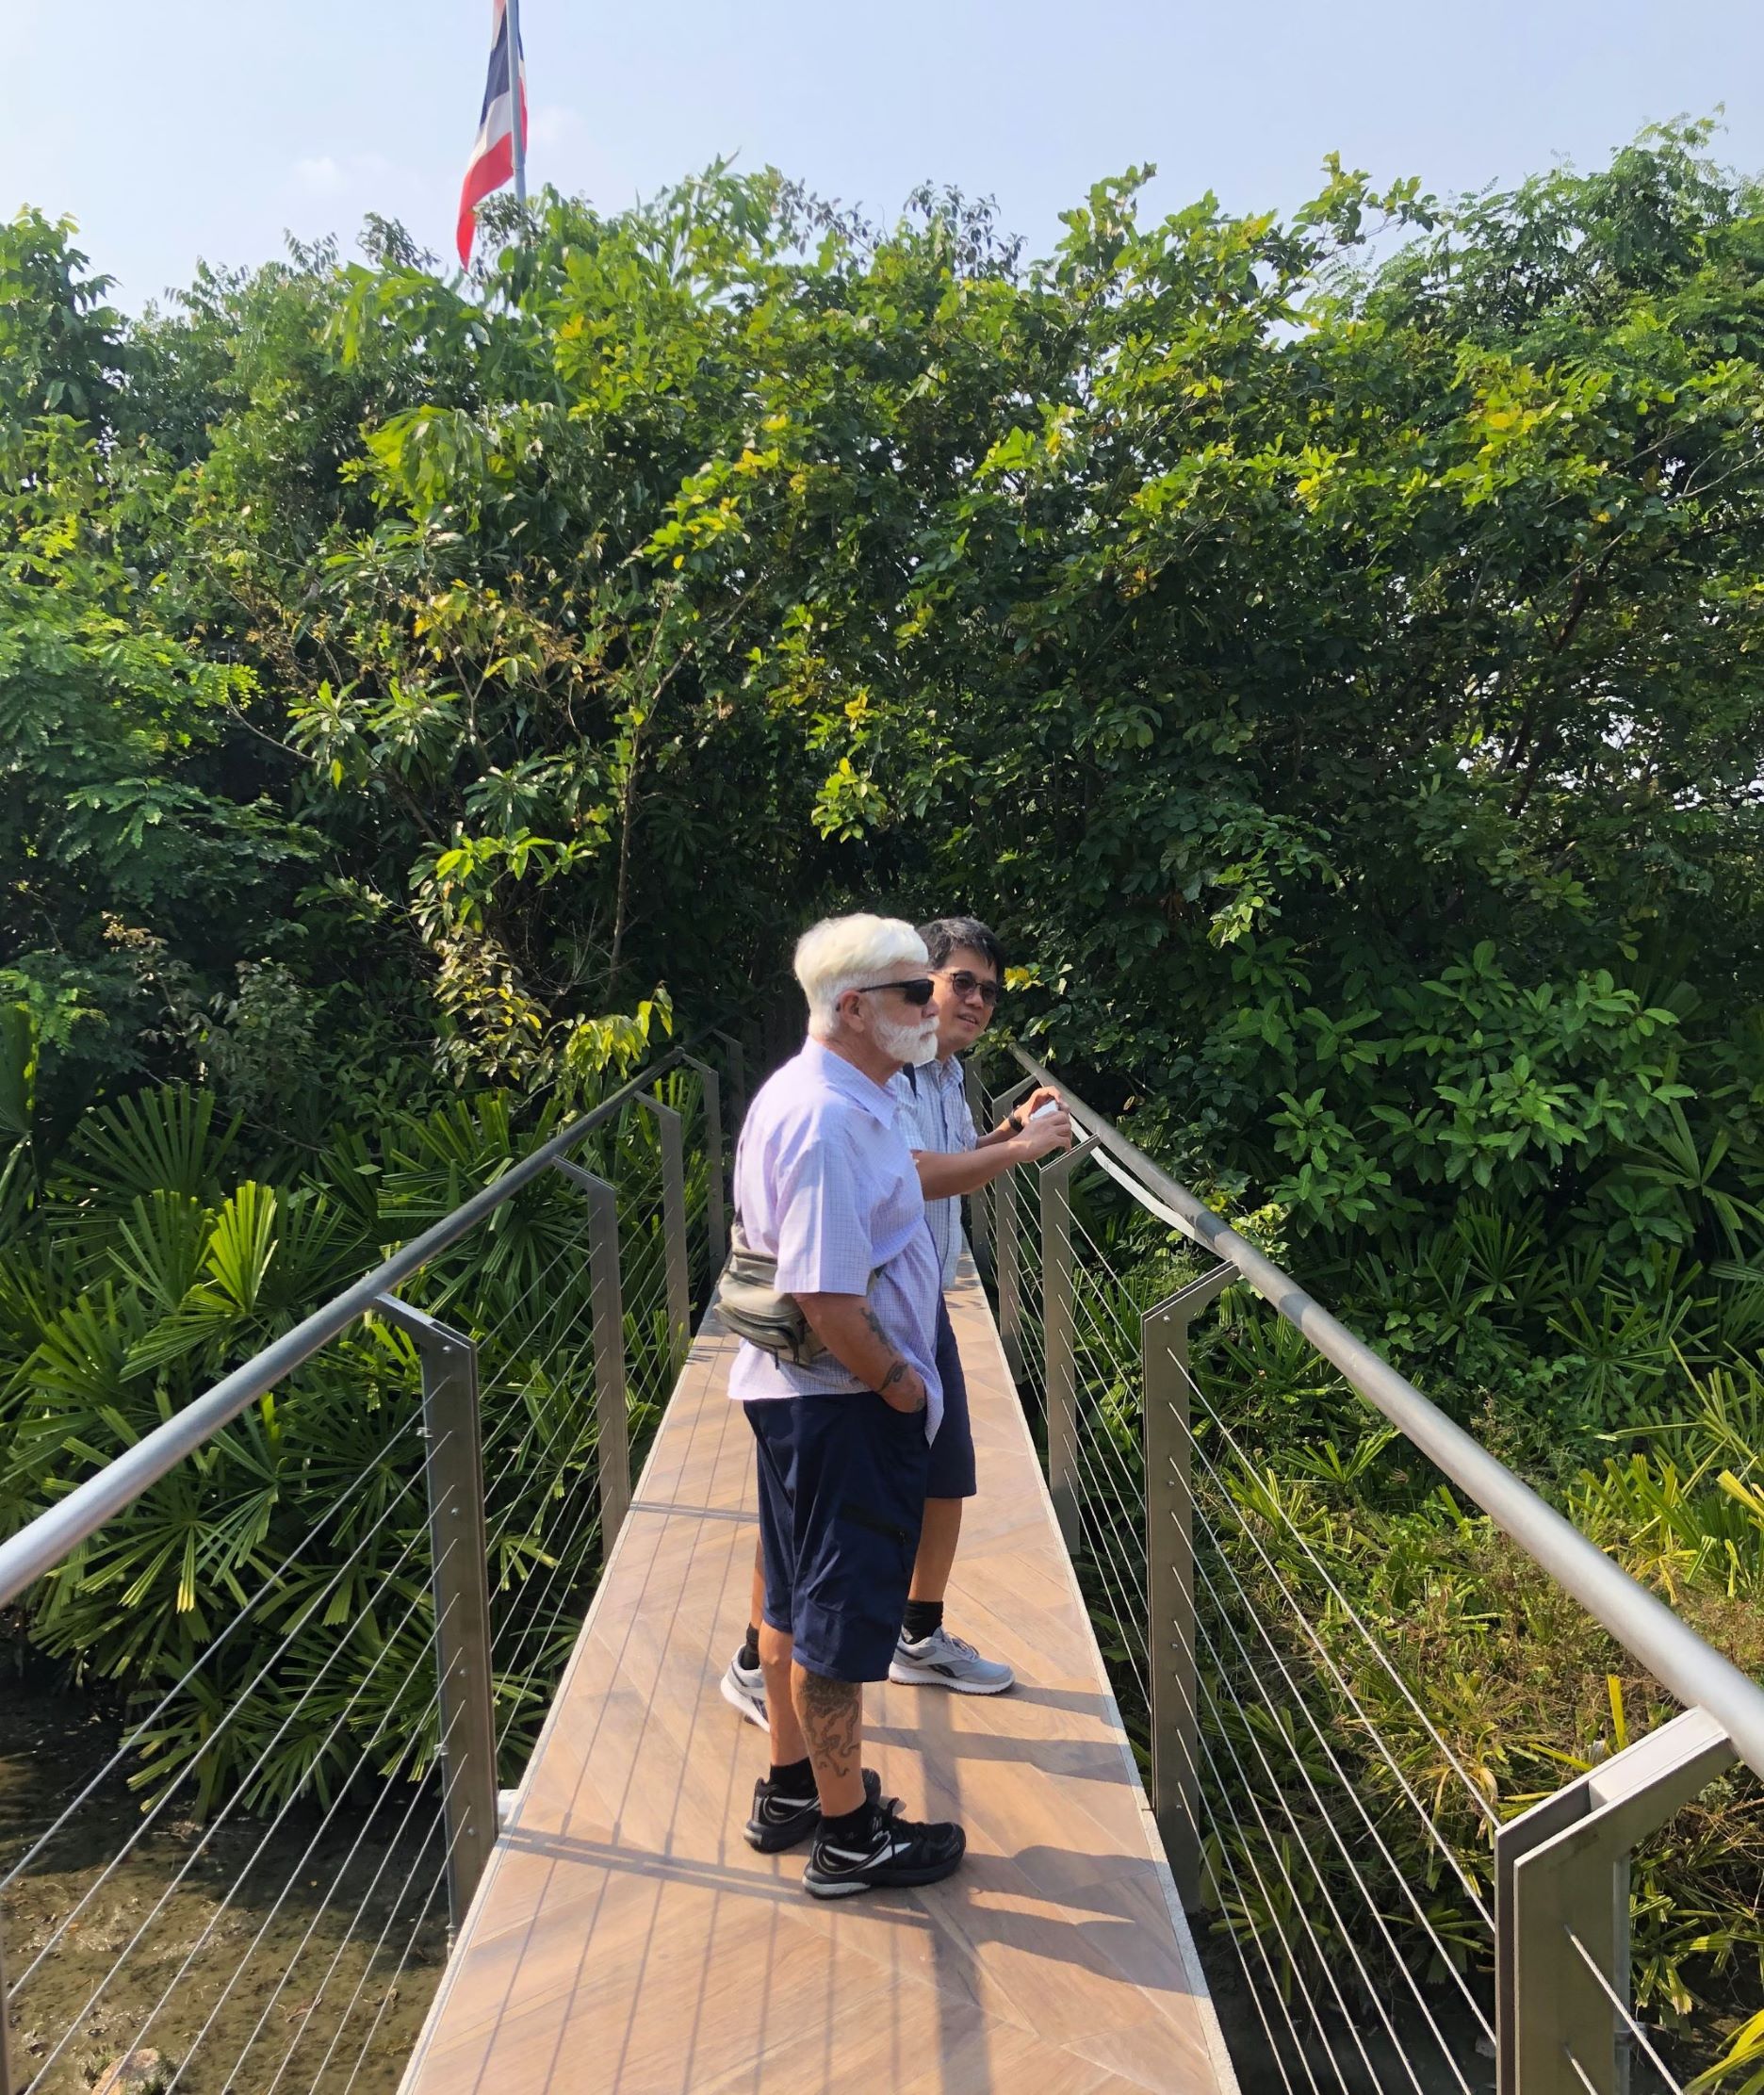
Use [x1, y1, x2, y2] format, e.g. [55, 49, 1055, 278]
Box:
[728, 1037, 944, 1440]
[890, 1055, 977, 1289]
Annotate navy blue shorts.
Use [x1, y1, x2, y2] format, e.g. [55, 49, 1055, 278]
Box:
[923, 1296, 976, 1499]
[745, 1390, 932, 1682]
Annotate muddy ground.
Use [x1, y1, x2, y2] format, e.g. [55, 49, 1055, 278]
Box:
[0, 1683, 448, 2095]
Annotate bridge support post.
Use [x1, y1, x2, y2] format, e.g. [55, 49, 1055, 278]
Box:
[635, 1091, 692, 1377]
[1039, 1137, 1099, 1552]
[374, 1293, 499, 1940]
[554, 1159, 632, 1545]
[679, 1055, 727, 1277]
[1141, 1264, 1233, 1911]
[1495, 1705, 1734, 2095]
[990, 1076, 1036, 1382]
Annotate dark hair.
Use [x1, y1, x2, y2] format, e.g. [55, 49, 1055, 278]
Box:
[918, 915, 1005, 979]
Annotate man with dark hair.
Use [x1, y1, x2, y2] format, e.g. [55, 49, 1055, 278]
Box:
[886, 915, 1069, 1689]
[723, 913, 1069, 1724]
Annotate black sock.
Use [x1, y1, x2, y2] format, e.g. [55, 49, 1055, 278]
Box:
[820, 1797, 877, 1844]
[741, 1622, 760, 1670]
[902, 1598, 944, 1644]
[767, 1756, 813, 1796]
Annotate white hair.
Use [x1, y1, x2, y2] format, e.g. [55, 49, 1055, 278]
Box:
[794, 913, 928, 1033]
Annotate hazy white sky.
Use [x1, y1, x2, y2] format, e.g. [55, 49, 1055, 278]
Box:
[4, 0, 1760, 306]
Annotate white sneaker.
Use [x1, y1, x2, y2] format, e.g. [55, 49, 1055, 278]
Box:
[719, 1650, 768, 1729]
[889, 1626, 1014, 1694]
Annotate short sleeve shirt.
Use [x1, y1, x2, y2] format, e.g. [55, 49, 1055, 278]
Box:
[890, 1056, 977, 1289]
[728, 1038, 944, 1439]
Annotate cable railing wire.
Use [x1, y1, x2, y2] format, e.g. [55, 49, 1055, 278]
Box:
[1067, 1265, 1501, 1912]
[7, 1427, 447, 2001]
[1056, 1275, 1478, 2089]
[329, 1836, 455, 2095]
[0, 1408, 427, 1900]
[98, 1609, 466, 2095]
[1060, 1242, 1504, 1998]
[1187, 1593, 1416, 2095]
[1056, 1204, 1505, 1858]
[1183, 1366, 1503, 1833]
[1179, 1639, 1364, 2095]
[155, 1356, 624, 2092]
[1182, 1406, 1500, 1921]
[253, 1722, 467, 2095]
[17, 1514, 461, 2094]
[191, 1663, 458, 2095]
[1566, 1932, 1687, 2093]
[1189, 1540, 1484, 2086]
[231, 1307, 632, 2078]
[2, 1068, 713, 2095]
[976, 1080, 1511, 2087]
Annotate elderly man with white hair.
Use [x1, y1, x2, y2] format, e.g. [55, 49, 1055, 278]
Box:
[727, 912, 967, 1897]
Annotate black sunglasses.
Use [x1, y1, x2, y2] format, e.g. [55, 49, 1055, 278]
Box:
[856, 977, 937, 1006]
[938, 969, 1003, 1009]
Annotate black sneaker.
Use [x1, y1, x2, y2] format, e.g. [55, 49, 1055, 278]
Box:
[744, 1767, 882, 1854]
[801, 1798, 967, 1899]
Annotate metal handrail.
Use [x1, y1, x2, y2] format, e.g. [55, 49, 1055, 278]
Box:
[0, 1048, 687, 1609]
[1011, 1044, 1764, 1787]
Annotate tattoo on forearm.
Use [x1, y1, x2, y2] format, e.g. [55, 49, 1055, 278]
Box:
[862, 1307, 917, 1399]
[795, 1669, 862, 1783]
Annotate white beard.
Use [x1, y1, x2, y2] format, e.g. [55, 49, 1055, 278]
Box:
[874, 1008, 939, 1067]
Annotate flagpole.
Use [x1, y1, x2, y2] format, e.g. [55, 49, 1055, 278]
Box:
[507, 0, 527, 205]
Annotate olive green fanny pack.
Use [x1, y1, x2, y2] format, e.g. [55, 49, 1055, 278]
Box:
[710, 1216, 833, 1367]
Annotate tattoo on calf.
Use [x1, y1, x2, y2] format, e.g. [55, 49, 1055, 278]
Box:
[796, 1670, 862, 1782]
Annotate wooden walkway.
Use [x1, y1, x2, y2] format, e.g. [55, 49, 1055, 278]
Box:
[398, 1267, 1236, 2095]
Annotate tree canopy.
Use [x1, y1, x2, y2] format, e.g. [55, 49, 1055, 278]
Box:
[4, 120, 1762, 1337]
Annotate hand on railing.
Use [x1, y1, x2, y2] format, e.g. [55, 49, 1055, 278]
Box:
[994, 1084, 1062, 1136]
[996, 1083, 1073, 1159]
[1006, 1103, 1073, 1162]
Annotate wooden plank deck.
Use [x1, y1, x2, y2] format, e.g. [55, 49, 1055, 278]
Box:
[398, 1265, 1237, 2095]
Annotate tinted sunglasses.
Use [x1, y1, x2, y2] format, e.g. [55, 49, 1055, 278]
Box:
[939, 969, 1003, 1009]
[857, 977, 937, 1006]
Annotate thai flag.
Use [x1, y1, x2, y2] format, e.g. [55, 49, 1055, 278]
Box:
[457, 0, 527, 266]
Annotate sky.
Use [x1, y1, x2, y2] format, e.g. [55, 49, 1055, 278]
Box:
[3, 0, 1762, 309]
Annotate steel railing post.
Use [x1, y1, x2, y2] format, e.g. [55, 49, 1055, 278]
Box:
[1141, 1264, 1233, 1910]
[554, 1159, 632, 1544]
[1496, 1705, 1735, 2094]
[990, 1076, 1036, 1382]
[962, 1061, 993, 1273]
[712, 1028, 748, 1126]
[635, 1092, 692, 1377]
[679, 1054, 727, 1275]
[1039, 1137, 1098, 1551]
[373, 1294, 498, 1940]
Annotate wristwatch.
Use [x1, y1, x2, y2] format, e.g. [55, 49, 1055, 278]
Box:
[1006, 1106, 1027, 1134]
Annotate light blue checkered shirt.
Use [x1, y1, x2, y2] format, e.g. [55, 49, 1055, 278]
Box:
[728, 1037, 944, 1439]
[890, 1055, 977, 1289]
